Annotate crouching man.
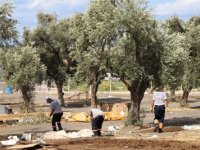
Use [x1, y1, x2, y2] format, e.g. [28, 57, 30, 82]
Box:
[88, 107, 105, 136]
[46, 97, 63, 131]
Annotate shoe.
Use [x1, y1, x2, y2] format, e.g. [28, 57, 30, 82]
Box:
[154, 126, 158, 132]
[158, 128, 163, 133]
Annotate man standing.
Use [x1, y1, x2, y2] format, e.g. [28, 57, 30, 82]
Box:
[88, 107, 105, 136]
[46, 97, 63, 131]
[151, 85, 168, 133]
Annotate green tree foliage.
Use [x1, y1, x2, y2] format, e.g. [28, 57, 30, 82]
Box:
[111, 0, 164, 124]
[186, 16, 200, 66]
[161, 16, 194, 106]
[0, 46, 45, 112]
[161, 33, 190, 101]
[22, 27, 32, 46]
[0, 2, 18, 48]
[178, 16, 200, 106]
[0, 2, 18, 80]
[163, 16, 186, 34]
[0, 2, 45, 112]
[32, 12, 73, 106]
[71, 0, 116, 107]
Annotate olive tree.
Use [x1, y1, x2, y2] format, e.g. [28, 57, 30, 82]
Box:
[161, 33, 190, 103]
[71, 0, 116, 107]
[111, 0, 164, 125]
[32, 13, 74, 106]
[0, 2, 18, 80]
[0, 2, 18, 48]
[0, 46, 45, 112]
[161, 17, 188, 102]
[180, 16, 200, 106]
[162, 16, 200, 106]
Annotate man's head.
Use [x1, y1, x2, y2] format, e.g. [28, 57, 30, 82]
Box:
[157, 85, 164, 91]
[46, 97, 53, 103]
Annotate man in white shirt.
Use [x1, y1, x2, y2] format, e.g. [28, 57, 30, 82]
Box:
[151, 85, 168, 133]
[88, 108, 105, 136]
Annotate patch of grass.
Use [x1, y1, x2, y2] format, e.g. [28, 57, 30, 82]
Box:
[99, 81, 127, 91]
[18, 113, 49, 125]
[64, 80, 127, 92]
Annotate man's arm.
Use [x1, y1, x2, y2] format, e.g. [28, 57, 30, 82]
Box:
[165, 99, 170, 112]
[90, 111, 93, 119]
[151, 100, 154, 108]
[164, 93, 168, 108]
[50, 101, 55, 117]
[50, 109, 54, 117]
[86, 110, 93, 119]
[165, 99, 168, 108]
[150, 100, 154, 112]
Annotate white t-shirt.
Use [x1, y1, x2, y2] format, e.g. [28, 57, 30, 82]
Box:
[90, 108, 105, 118]
[153, 91, 167, 106]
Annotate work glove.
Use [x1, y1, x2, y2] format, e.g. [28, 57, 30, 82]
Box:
[166, 107, 170, 112]
[150, 107, 154, 113]
[48, 115, 52, 120]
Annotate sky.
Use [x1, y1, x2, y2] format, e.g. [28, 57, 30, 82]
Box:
[1, 0, 200, 34]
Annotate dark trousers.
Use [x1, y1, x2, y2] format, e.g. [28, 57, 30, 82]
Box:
[154, 105, 165, 123]
[52, 112, 63, 131]
[92, 115, 104, 136]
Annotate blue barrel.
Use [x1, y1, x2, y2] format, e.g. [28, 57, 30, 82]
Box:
[6, 86, 12, 94]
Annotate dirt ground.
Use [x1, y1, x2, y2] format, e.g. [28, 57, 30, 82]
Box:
[30, 138, 200, 150]
[1, 90, 200, 149]
[0, 137, 199, 150]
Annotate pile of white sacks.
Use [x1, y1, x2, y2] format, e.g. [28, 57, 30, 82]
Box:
[43, 129, 94, 140]
[182, 125, 200, 130]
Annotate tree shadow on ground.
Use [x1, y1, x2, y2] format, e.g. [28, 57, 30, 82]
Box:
[165, 117, 200, 126]
[98, 98, 130, 104]
[31, 129, 79, 134]
[66, 101, 90, 108]
[65, 98, 130, 108]
[190, 106, 200, 109]
[187, 99, 200, 103]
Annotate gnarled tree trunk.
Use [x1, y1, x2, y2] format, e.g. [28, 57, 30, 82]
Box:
[125, 79, 149, 125]
[91, 81, 99, 108]
[126, 94, 141, 125]
[169, 88, 176, 102]
[180, 90, 190, 107]
[55, 80, 65, 107]
[21, 86, 35, 113]
[180, 86, 192, 107]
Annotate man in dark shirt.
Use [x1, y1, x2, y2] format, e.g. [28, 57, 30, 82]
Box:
[46, 97, 63, 131]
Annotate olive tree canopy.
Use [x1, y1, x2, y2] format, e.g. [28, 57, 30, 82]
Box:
[0, 2, 17, 48]
[0, 46, 45, 112]
[71, 0, 116, 107]
[32, 13, 74, 106]
[111, 0, 164, 124]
